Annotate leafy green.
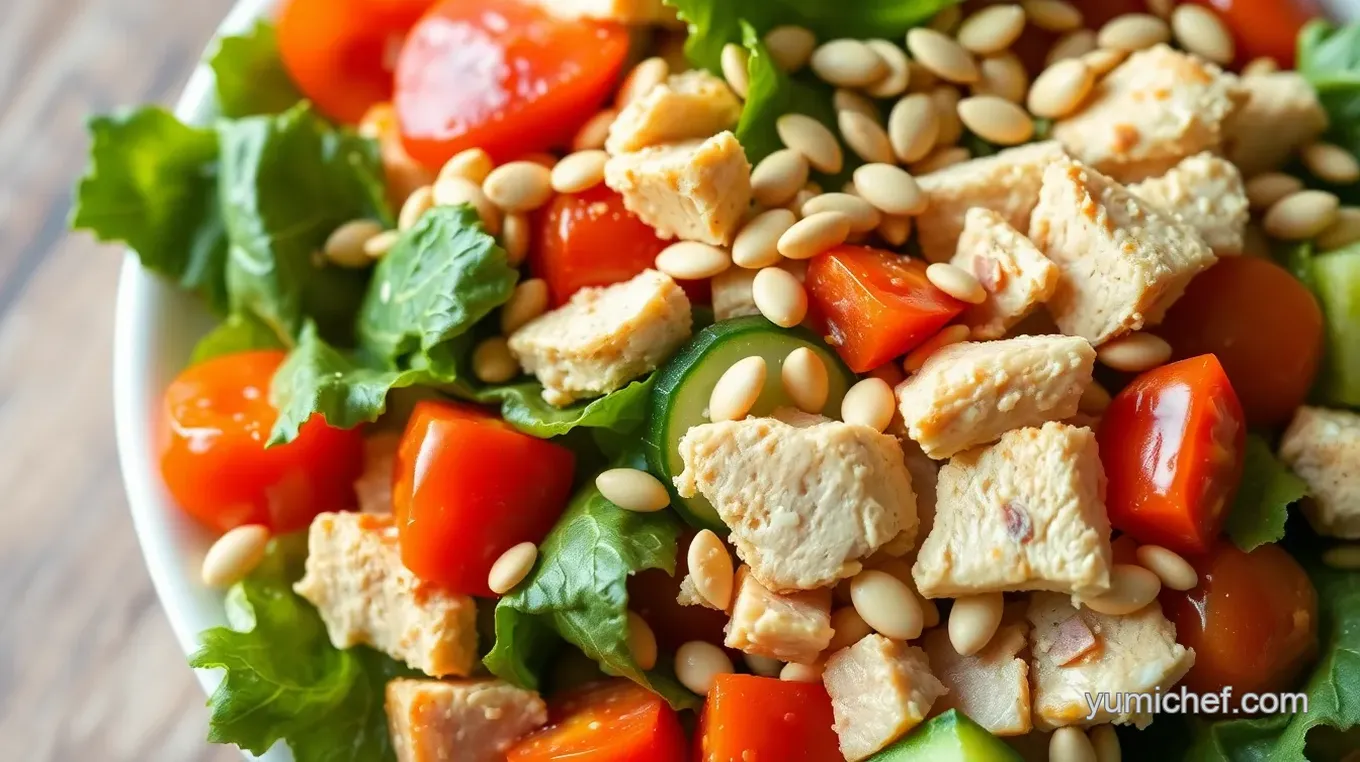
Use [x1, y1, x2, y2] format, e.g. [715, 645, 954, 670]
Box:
[207, 20, 304, 118]
[219, 102, 389, 344]
[268, 322, 444, 446]
[1225, 435, 1309, 552]
[191, 313, 287, 364]
[1187, 567, 1360, 761]
[484, 455, 697, 709]
[1298, 21, 1360, 170]
[71, 107, 229, 311]
[1310, 244, 1360, 408]
[189, 534, 411, 762]
[667, 0, 958, 72]
[475, 377, 655, 439]
[358, 205, 518, 365]
[735, 22, 843, 176]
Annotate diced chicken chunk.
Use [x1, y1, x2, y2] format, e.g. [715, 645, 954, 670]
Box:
[386, 678, 547, 762]
[1280, 406, 1360, 539]
[1129, 152, 1249, 256]
[508, 269, 691, 406]
[1029, 157, 1217, 345]
[922, 622, 1032, 736]
[294, 513, 477, 677]
[606, 71, 742, 154]
[1052, 45, 1244, 183]
[951, 208, 1061, 340]
[604, 131, 752, 246]
[725, 566, 833, 664]
[354, 432, 399, 514]
[710, 267, 760, 320]
[912, 422, 1112, 599]
[1027, 592, 1195, 729]
[526, 0, 677, 23]
[915, 141, 1068, 262]
[896, 335, 1096, 460]
[675, 413, 916, 592]
[1226, 71, 1329, 177]
[824, 634, 947, 761]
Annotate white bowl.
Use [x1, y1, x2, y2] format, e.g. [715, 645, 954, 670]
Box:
[113, 1, 1359, 761]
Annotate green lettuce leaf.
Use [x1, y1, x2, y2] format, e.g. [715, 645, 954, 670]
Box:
[207, 20, 304, 118]
[71, 107, 229, 311]
[358, 205, 518, 365]
[268, 322, 444, 445]
[191, 312, 287, 365]
[1298, 21, 1360, 163]
[189, 534, 411, 762]
[668, 0, 958, 72]
[219, 102, 389, 343]
[1187, 567, 1360, 761]
[475, 377, 655, 439]
[735, 22, 843, 174]
[1225, 435, 1309, 552]
[484, 454, 697, 709]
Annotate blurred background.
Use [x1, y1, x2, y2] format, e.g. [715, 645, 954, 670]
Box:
[0, 0, 237, 758]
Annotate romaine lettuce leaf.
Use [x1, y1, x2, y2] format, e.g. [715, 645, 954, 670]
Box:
[484, 454, 698, 709]
[189, 534, 411, 762]
[1298, 21, 1360, 164]
[357, 205, 518, 365]
[1186, 567, 1360, 761]
[191, 312, 287, 365]
[218, 102, 390, 344]
[474, 376, 655, 439]
[735, 22, 843, 174]
[1225, 435, 1309, 552]
[207, 20, 304, 118]
[71, 107, 230, 311]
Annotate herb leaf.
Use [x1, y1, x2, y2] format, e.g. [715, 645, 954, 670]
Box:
[206, 20, 304, 118]
[1225, 435, 1309, 552]
[475, 377, 656, 439]
[191, 312, 287, 365]
[189, 534, 411, 762]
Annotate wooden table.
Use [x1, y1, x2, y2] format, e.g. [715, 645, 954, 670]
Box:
[0, 0, 241, 758]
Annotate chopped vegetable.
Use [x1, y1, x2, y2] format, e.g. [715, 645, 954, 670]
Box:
[507, 679, 687, 762]
[864, 709, 1022, 761]
[1225, 435, 1310, 552]
[395, 0, 631, 166]
[1097, 355, 1246, 558]
[393, 400, 576, 596]
[1309, 243, 1360, 407]
[805, 245, 965, 373]
[1298, 19, 1360, 171]
[161, 349, 365, 533]
[695, 674, 843, 762]
[1160, 542, 1318, 697]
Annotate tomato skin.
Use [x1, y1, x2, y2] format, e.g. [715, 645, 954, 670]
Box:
[695, 674, 842, 762]
[1187, 0, 1323, 68]
[160, 351, 365, 533]
[508, 680, 686, 762]
[805, 246, 965, 373]
[277, 0, 434, 124]
[395, 0, 631, 167]
[1157, 256, 1324, 428]
[1160, 542, 1318, 695]
[1097, 355, 1246, 557]
[392, 400, 574, 596]
[532, 186, 674, 306]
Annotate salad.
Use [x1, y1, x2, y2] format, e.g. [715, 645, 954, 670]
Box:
[72, 0, 1360, 760]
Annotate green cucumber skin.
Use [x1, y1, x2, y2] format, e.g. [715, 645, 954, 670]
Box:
[865, 711, 1024, 762]
[644, 316, 856, 532]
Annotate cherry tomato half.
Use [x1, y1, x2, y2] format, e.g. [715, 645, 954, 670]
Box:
[392, 400, 574, 597]
[1097, 355, 1246, 557]
[508, 680, 687, 762]
[277, 0, 434, 124]
[160, 350, 365, 533]
[1157, 256, 1324, 428]
[395, 0, 631, 167]
[1160, 542, 1318, 695]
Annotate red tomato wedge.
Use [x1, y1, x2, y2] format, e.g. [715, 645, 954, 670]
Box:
[805, 245, 965, 373]
[695, 674, 842, 762]
[1160, 542, 1318, 696]
[508, 680, 686, 762]
[1097, 355, 1246, 557]
[277, 0, 434, 124]
[392, 400, 574, 596]
[395, 0, 631, 167]
[160, 350, 365, 533]
[532, 186, 674, 306]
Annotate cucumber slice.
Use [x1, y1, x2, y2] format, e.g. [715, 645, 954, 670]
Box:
[644, 316, 858, 531]
[864, 710, 1023, 761]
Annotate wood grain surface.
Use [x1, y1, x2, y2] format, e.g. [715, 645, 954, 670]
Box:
[0, 0, 241, 759]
